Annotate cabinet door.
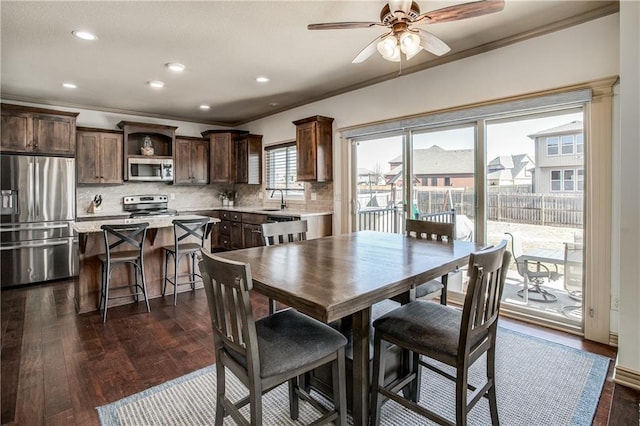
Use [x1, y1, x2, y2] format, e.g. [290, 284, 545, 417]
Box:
[230, 221, 243, 250]
[296, 121, 317, 181]
[174, 139, 192, 184]
[210, 133, 234, 183]
[99, 133, 123, 184]
[1, 109, 32, 152]
[77, 132, 101, 184]
[235, 139, 248, 183]
[32, 113, 76, 155]
[191, 140, 209, 184]
[247, 135, 262, 184]
[242, 223, 264, 248]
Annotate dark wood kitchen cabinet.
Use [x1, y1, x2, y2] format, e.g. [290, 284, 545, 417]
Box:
[76, 128, 123, 184]
[293, 115, 333, 182]
[174, 136, 209, 184]
[1, 104, 78, 156]
[201, 130, 249, 183]
[241, 213, 268, 248]
[235, 134, 263, 184]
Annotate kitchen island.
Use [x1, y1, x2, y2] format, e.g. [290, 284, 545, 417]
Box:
[71, 214, 219, 313]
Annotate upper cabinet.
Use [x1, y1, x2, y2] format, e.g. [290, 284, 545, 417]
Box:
[1, 103, 78, 156]
[76, 127, 123, 185]
[202, 130, 262, 184]
[235, 134, 263, 184]
[175, 136, 209, 185]
[118, 121, 177, 180]
[293, 115, 334, 182]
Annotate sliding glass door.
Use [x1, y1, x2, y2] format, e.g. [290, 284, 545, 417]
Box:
[350, 109, 585, 331]
[486, 109, 585, 330]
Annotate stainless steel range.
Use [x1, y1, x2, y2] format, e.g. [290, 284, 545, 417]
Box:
[124, 195, 178, 218]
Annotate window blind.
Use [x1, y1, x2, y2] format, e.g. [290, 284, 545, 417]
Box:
[264, 143, 304, 198]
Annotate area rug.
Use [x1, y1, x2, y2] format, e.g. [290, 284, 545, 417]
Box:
[98, 328, 609, 425]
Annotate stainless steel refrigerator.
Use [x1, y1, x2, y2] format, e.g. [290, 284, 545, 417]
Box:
[1, 154, 77, 287]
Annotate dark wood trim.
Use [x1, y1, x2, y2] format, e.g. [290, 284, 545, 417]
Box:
[76, 126, 122, 134]
[116, 120, 178, 132]
[1, 102, 79, 117]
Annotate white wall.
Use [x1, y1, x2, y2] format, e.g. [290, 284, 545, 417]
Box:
[617, 0, 640, 379]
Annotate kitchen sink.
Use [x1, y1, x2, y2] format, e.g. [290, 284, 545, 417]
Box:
[257, 208, 282, 212]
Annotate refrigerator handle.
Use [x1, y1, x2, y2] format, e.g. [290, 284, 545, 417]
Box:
[28, 159, 35, 220]
[35, 161, 40, 218]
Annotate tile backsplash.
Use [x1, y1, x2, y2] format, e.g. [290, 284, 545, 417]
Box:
[77, 181, 334, 217]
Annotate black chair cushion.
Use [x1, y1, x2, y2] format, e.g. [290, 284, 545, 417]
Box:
[373, 301, 470, 358]
[254, 309, 347, 378]
[415, 280, 444, 298]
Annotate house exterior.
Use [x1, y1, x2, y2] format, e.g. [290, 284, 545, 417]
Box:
[384, 145, 474, 188]
[528, 121, 584, 193]
[487, 154, 535, 188]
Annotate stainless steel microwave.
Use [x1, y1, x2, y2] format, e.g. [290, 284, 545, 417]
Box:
[128, 158, 174, 182]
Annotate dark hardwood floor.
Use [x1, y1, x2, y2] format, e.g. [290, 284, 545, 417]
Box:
[1, 279, 638, 425]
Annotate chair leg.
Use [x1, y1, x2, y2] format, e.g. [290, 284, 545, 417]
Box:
[102, 266, 111, 323]
[268, 298, 277, 315]
[162, 249, 169, 297]
[440, 273, 449, 305]
[406, 350, 421, 403]
[173, 253, 179, 306]
[332, 348, 347, 426]
[139, 259, 150, 313]
[288, 377, 299, 420]
[190, 253, 196, 291]
[456, 365, 469, 426]
[487, 344, 500, 425]
[370, 333, 386, 426]
[215, 362, 226, 426]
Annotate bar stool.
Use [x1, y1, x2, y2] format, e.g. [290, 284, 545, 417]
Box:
[162, 218, 210, 305]
[99, 222, 150, 323]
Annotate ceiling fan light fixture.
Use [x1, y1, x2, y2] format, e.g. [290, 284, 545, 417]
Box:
[399, 31, 421, 56]
[377, 35, 400, 62]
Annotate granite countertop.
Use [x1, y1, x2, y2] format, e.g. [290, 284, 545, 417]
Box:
[72, 214, 219, 234]
[77, 207, 333, 221]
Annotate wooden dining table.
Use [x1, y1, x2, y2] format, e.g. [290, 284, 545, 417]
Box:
[216, 230, 484, 425]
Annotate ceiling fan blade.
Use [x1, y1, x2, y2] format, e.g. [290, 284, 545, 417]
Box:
[308, 22, 384, 30]
[352, 33, 389, 63]
[415, 28, 451, 56]
[388, 0, 413, 17]
[414, 0, 505, 25]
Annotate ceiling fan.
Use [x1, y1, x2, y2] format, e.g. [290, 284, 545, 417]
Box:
[308, 0, 505, 63]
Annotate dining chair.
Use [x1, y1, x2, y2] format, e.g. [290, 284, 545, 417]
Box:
[161, 218, 210, 305]
[261, 220, 308, 246]
[198, 249, 347, 426]
[98, 222, 150, 323]
[392, 218, 456, 305]
[261, 220, 308, 313]
[505, 231, 560, 303]
[370, 240, 511, 426]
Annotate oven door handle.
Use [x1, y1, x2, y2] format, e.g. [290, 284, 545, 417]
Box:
[0, 238, 73, 251]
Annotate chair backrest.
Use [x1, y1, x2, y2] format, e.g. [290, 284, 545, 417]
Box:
[564, 242, 583, 292]
[172, 218, 210, 248]
[459, 240, 511, 363]
[405, 218, 454, 242]
[416, 209, 456, 238]
[199, 249, 260, 377]
[101, 222, 149, 260]
[261, 220, 308, 246]
[504, 231, 526, 277]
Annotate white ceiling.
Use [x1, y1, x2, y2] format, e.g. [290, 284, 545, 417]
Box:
[1, 1, 616, 127]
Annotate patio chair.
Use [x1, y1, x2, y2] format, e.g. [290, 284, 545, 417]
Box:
[561, 242, 583, 316]
[505, 231, 561, 303]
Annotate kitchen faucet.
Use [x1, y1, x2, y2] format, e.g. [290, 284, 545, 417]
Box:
[269, 188, 287, 210]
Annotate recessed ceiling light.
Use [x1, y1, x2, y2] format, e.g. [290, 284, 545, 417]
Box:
[72, 30, 97, 41]
[256, 76, 270, 83]
[62, 82, 77, 89]
[166, 62, 186, 72]
[269, 102, 280, 107]
[199, 105, 210, 111]
[148, 80, 165, 88]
